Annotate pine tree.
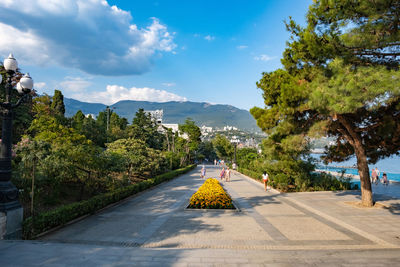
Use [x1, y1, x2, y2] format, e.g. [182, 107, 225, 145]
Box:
[51, 90, 65, 117]
[251, 0, 400, 206]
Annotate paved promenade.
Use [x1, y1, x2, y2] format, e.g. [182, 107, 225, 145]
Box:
[1, 165, 400, 266]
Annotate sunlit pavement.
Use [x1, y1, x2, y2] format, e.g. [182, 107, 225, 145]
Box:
[1, 165, 400, 266]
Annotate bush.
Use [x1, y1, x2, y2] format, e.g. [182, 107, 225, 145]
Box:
[188, 178, 234, 209]
[22, 164, 196, 239]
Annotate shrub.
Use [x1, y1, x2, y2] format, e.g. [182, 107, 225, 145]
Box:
[188, 178, 234, 209]
[22, 164, 196, 239]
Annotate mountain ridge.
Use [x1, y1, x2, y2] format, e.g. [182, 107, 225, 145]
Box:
[64, 98, 260, 132]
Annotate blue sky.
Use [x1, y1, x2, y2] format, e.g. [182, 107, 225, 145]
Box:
[0, 0, 311, 111]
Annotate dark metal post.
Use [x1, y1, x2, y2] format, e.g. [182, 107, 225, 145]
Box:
[234, 143, 237, 164]
[0, 74, 21, 212]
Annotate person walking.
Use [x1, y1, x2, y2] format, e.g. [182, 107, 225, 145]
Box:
[382, 172, 389, 186]
[225, 167, 231, 182]
[220, 168, 225, 180]
[371, 168, 377, 184]
[200, 165, 206, 179]
[375, 167, 380, 185]
[214, 159, 217, 166]
[262, 171, 269, 191]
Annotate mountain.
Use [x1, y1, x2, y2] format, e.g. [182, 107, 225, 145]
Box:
[64, 98, 260, 132]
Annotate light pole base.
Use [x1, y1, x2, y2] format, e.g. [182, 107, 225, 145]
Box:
[0, 206, 23, 239]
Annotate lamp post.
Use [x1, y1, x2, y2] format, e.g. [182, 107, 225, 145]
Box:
[0, 54, 33, 239]
[230, 136, 239, 169]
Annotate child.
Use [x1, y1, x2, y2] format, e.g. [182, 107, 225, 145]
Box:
[262, 171, 269, 191]
[382, 173, 388, 186]
[220, 168, 225, 180]
[200, 165, 206, 179]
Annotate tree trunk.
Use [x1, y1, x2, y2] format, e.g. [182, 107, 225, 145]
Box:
[338, 115, 374, 207]
[354, 141, 374, 207]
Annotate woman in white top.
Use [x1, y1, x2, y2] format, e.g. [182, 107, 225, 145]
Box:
[225, 167, 231, 182]
[262, 171, 269, 191]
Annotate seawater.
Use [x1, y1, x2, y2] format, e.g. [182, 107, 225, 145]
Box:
[311, 154, 400, 183]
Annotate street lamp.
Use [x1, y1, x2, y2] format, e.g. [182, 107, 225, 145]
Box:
[0, 53, 33, 239]
[230, 136, 239, 169]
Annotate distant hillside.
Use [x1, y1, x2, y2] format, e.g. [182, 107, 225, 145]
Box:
[64, 98, 260, 132]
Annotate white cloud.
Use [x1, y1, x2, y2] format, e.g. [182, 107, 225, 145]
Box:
[72, 85, 187, 105]
[34, 82, 47, 90]
[204, 35, 215, 41]
[162, 82, 176, 87]
[59, 77, 92, 93]
[254, 54, 275, 61]
[0, 0, 176, 75]
[237, 45, 248, 50]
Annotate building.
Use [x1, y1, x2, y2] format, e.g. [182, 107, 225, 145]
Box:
[223, 125, 238, 131]
[145, 109, 163, 124]
[200, 125, 213, 136]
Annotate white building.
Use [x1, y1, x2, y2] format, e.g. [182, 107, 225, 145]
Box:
[223, 125, 238, 131]
[145, 109, 163, 124]
[160, 123, 188, 140]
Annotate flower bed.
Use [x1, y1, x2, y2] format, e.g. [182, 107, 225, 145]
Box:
[188, 178, 234, 209]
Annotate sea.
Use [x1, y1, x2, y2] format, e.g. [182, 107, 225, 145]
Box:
[312, 154, 400, 183]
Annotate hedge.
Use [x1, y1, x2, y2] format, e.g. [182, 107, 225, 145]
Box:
[23, 164, 196, 239]
[237, 167, 263, 182]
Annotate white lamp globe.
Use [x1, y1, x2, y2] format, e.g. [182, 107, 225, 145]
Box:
[3, 53, 18, 72]
[19, 73, 33, 93]
[16, 82, 23, 94]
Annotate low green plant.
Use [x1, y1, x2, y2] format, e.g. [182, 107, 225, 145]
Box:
[22, 164, 195, 239]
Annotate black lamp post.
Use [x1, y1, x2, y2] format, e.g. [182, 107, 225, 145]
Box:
[0, 54, 33, 239]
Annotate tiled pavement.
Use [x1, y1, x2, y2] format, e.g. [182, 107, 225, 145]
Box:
[1, 165, 399, 266]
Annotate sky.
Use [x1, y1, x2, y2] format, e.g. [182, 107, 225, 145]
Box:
[0, 0, 312, 111]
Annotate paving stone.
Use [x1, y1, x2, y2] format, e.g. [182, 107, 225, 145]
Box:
[1, 165, 400, 266]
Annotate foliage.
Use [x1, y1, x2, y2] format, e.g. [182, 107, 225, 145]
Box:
[177, 118, 202, 165]
[50, 89, 65, 117]
[106, 138, 167, 178]
[237, 166, 352, 193]
[22, 164, 196, 239]
[251, 0, 400, 206]
[236, 147, 259, 169]
[197, 141, 217, 162]
[128, 108, 163, 149]
[212, 134, 233, 161]
[188, 178, 234, 209]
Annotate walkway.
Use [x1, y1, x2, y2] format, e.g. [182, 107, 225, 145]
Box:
[1, 165, 400, 266]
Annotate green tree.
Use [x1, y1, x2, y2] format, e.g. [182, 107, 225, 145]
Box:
[50, 90, 65, 117]
[197, 141, 217, 162]
[72, 110, 85, 132]
[106, 138, 166, 178]
[251, 0, 400, 206]
[129, 108, 163, 149]
[212, 134, 233, 161]
[179, 118, 201, 164]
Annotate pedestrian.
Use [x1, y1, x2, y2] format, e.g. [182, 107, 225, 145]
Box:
[262, 171, 269, 191]
[375, 167, 380, 185]
[232, 162, 237, 170]
[214, 159, 217, 165]
[382, 172, 389, 186]
[225, 167, 231, 182]
[200, 165, 206, 179]
[220, 167, 225, 180]
[371, 168, 377, 183]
